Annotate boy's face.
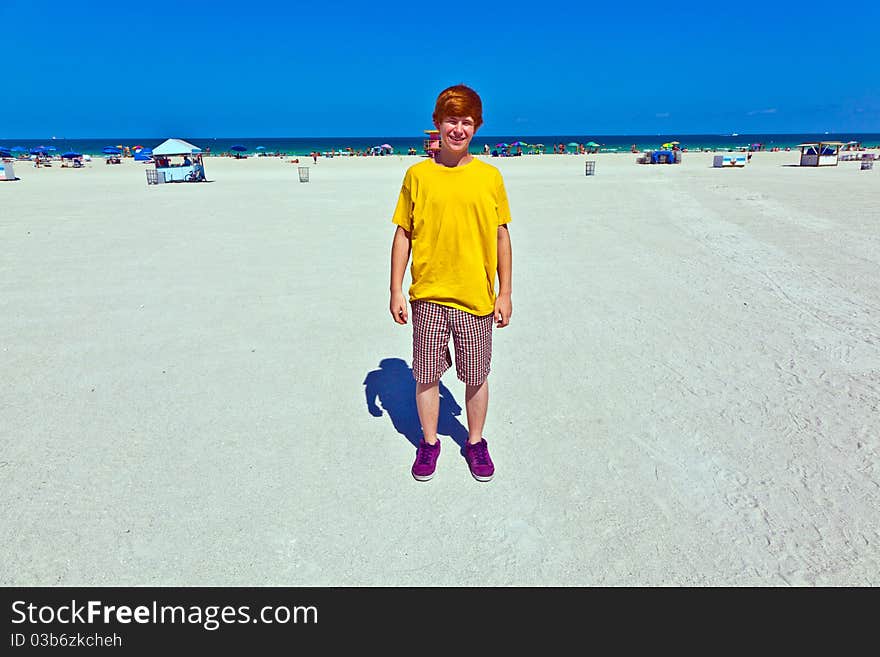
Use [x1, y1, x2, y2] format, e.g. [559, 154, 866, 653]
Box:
[435, 115, 477, 155]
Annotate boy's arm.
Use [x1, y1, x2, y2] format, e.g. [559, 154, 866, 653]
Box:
[495, 224, 512, 328]
[390, 225, 412, 324]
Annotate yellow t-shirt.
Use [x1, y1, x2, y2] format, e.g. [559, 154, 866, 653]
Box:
[392, 158, 511, 315]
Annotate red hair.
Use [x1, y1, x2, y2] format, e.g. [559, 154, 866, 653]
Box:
[433, 84, 483, 129]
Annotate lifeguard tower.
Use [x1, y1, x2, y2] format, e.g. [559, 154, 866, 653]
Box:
[423, 129, 440, 158]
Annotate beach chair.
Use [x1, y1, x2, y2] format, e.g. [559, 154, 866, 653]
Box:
[298, 166, 310, 182]
[584, 160, 596, 176]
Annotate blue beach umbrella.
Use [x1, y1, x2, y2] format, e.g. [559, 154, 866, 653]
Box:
[134, 152, 152, 161]
[103, 146, 121, 154]
[255, 146, 265, 150]
[61, 151, 82, 158]
[0, 149, 11, 157]
[230, 144, 247, 152]
[11, 146, 26, 152]
[30, 147, 48, 154]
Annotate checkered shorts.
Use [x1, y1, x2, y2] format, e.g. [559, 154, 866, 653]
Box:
[411, 300, 494, 386]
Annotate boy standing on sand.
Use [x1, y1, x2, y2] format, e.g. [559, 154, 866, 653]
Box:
[389, 84, 513, 482]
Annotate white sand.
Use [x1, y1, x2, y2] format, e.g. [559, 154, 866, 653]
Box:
[1, 152, 878, 585]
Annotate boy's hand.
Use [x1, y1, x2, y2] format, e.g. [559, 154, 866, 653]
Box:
[390, 291, 408, 324]
[494, 294, 512, 328]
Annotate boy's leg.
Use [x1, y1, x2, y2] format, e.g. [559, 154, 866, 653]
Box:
[449, 307, 494, 442]
[450, 308, 496, 481]
[465, 380, 488, 444]
[411, 301, 452, 446]
[415, 381, 440, 445]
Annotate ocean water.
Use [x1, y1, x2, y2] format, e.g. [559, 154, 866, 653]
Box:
[2, 133, 878, 156]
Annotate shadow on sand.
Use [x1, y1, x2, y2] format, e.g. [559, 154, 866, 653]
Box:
[363, 357, 468, 453]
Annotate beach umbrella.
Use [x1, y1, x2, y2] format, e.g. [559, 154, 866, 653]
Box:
[131, 144, 144, 151]
[30, 147, 48, 154]
[134, 152, 152, 161]
[11, 146, 26, 152]
[0, 149, 11, 157]
[495, 142, 509, 148]
[45, 146, 57, 152]
[61, 151, 82, 158]
[586, 141, 600, 147]
[511, 141, 526, 146]
[380, 143, 392, 149]
[567, 142, 579, 147]
[103, 146, 121, 154]
[230, 144, 247, 152]
[255, 146, 266, 150]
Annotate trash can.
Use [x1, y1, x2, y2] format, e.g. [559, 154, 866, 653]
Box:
[584, 160, 596, 176]
[298, 166, 310, 182]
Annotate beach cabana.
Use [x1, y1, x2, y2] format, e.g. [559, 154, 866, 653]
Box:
[798, 141, 842, 167]
[150, 138, 206, 183]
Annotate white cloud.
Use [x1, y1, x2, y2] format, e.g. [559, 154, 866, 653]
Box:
[747, 108, 777, 115]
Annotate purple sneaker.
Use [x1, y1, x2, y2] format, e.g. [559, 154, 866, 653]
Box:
[412, 439, 441, 481]
[465, 438, 495, 482]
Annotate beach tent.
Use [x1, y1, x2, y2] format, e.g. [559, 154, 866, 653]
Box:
[797, 141, 842, 166]
[150, 138, 206, 183]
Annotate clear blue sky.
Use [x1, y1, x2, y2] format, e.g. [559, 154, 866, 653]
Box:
[3, 0, 877, 137]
